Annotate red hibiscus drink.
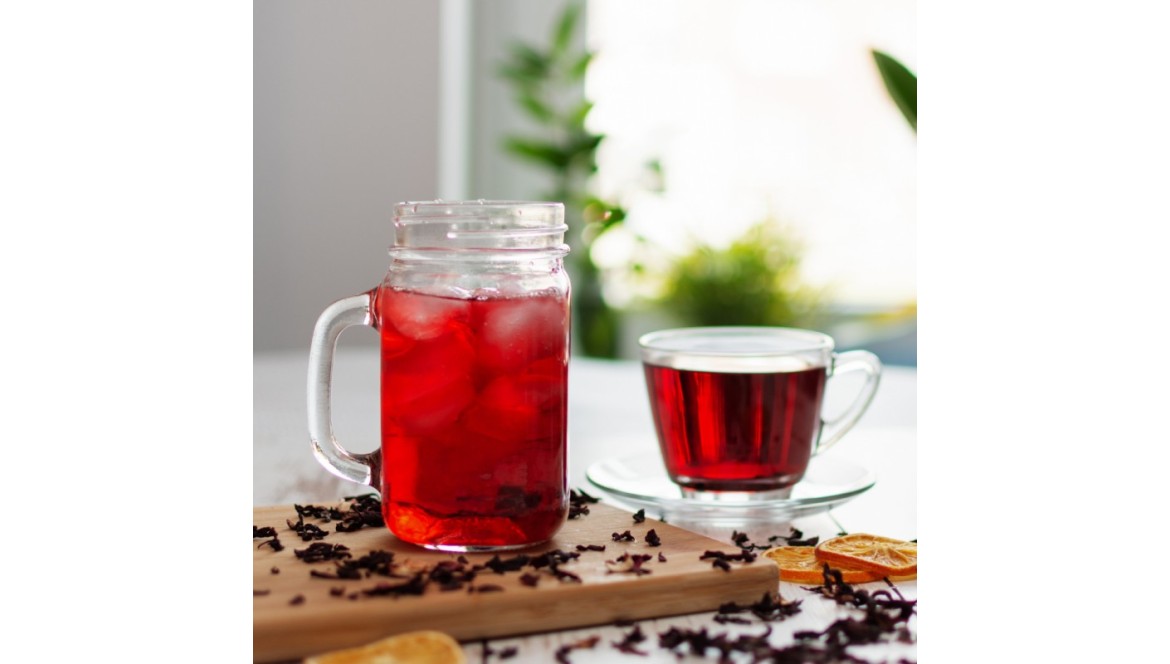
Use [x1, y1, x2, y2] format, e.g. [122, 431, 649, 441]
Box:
[307, 201, 571, 551]
[639, 327, 882, 498]
[376, 285, 569, 549]
[644, 362, 827, 491]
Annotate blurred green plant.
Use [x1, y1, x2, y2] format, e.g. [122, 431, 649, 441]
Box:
[499, 1, 624, 358]
[661, 222, 821, 328]
[872, 50, 916, 131]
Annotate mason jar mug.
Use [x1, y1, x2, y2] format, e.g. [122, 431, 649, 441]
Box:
[307, 201, 571, 551]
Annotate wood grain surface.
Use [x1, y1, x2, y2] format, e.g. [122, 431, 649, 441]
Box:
[253, 501, 780, 663]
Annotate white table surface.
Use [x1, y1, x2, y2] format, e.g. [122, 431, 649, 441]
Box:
[255, 349, 917, 662]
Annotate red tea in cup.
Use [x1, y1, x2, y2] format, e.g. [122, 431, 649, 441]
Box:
[639, 328, 880, 495]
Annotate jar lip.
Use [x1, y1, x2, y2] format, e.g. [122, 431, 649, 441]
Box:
[395, 200, 564, 222]
[392, 200, 567, 251]
[388, 245, 570, 260]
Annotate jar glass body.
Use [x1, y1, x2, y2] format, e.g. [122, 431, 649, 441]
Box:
[373, 202, 571, 550]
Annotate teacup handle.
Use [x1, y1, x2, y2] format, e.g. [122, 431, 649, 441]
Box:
[815, 350, 882, 454]
[307, 291, 383, 493]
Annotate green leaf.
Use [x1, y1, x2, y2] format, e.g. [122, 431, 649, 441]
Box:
[502, 137, 571, 168]
[567, 132, 604, 155]
[872, 49, 916, 131]
[601, 204, 626, 228]
[552, 2, 582, 56]
[583, 197, 627, 230]
[567, 100, 594, 129]
[506, 43, 550, 78]
[498, 64, 541, 86]
[567, 51, 594, 81]
[517, 91, 556, 124]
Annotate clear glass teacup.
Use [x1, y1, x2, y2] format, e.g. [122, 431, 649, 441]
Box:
[639, 327, 881, 499]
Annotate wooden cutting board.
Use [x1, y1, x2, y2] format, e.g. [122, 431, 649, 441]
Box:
[253, 500, 779, 662]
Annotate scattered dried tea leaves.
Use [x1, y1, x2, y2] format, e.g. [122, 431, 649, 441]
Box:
[362, 575, 428, 598]
[713, 615, 752, 625]
[658, 606, 915, 664]
[485, 554, 532, 574]
[612, 625, 649, 656]
[611, 530, 635, 542]
[295, 503, 346, 522]
[568, 489, 599, 519]
[644, 529, 661, 547]
[254, 525, 283, 552]
[346, 550, 398, 577]
[550, 567, 582, 583]
[554, 636, 600, 663]
[428, 560, 478, 591]
[785, 533, 821, 547]
[334, 494, 385, 533]
[308, 549, 397, 581]
[287, 516, 329, 542]
[632, 509, 645, 523]
[730, 527, 819, 553]
[716, 591, 802, 622]
[528, 549, 583, 584]
[701, 549, 757, 571]
[294, 542, 352, 563]
[792, 567, 918, 652]
[605, 553, 653, 576]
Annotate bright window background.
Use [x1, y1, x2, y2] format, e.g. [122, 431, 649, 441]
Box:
[585, 0, 916, 310]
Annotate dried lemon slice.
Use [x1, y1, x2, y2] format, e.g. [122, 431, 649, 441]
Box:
[305, 630, 466, 664]
[815, 533, 917, 577]
[763, 546, 884, 584]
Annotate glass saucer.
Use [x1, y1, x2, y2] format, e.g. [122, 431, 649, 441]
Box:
[586, 452, 875, 527]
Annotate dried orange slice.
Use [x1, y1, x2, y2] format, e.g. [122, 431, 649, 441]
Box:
[815, 534, 917, 577]
[763, 546, 884, 584]
[305, 630, 466, 664]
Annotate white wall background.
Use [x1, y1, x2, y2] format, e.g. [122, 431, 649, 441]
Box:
[254, 1, 440, 351]
[254, 0, 568, 353]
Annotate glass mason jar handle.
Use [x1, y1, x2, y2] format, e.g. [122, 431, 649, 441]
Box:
[307, 291, 382, 493]
[816, 350, 882, 454]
